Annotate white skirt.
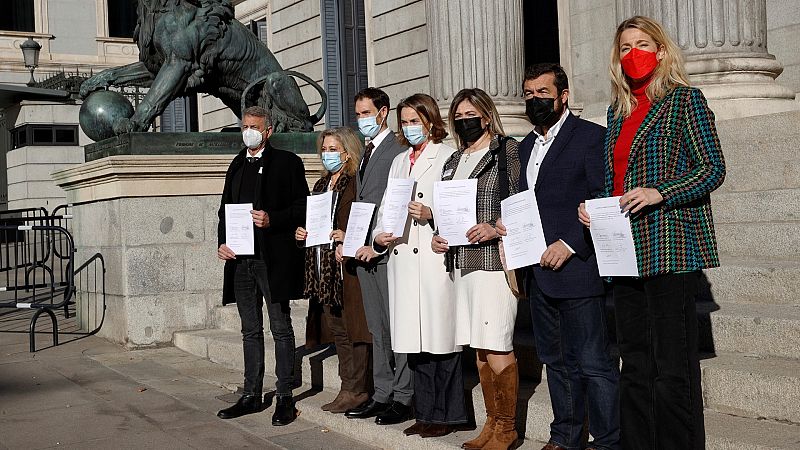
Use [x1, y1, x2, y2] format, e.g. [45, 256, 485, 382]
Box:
[454, 268, 518, 352]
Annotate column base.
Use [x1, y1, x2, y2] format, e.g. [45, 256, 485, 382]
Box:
[686, 54, 799, 119]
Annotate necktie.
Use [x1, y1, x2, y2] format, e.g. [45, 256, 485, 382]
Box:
[359, 142, 375, 180]
[247, 156, 260, 163]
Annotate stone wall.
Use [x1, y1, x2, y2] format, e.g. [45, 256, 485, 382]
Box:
[767, 0, 800, 95]
[72, 194, 223, 347]
[369, 0, 429, 129]
[6, 145, 83, 210]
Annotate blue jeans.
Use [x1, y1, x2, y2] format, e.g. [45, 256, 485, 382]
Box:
[233, 259, 296, 397]
[528, 275, 620, 450]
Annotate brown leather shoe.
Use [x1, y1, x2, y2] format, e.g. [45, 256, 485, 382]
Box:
[329, 391, 369, 414]
[403, 421, 429, 436]
[419, 424, 454, 438]
[541, 443, 567, 450]
[321, 390, 345, 411]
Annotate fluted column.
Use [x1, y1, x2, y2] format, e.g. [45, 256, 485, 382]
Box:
[425, 0, 529, 136]
[617, 0, 797, 116]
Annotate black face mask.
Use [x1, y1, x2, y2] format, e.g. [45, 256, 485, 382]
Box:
[454, 117, 486, 145]
[525, 96, 562, 127]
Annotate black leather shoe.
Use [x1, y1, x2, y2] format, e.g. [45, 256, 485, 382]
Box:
[375, 401, 412, 425]
[271, 396, 297, 426]
[217, 394, 262, 419]
[344, 399, 390, 419]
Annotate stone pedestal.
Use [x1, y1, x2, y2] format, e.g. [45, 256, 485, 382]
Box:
[424, 0, 531, 137]
[618, 0, 799, 119]
[52, 153, 322, 348]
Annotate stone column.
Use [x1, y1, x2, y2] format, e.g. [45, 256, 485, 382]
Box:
[425, 0, 530, 136]
[617, 0, 798, 118]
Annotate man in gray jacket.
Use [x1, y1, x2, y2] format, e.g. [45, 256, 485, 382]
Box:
[341, 87, 412, 425]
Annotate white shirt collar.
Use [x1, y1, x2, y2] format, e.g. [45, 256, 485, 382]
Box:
[247, 146, 264, 158]
[533, 108, 571, 143]
[368, 127, 392, 150]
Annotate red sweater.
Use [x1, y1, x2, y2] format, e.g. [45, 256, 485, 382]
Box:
[613, 80, 652, 196]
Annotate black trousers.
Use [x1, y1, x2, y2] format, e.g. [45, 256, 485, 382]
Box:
[233, 259, 296, 397]
[614, 272, 704, 450]
[408, 352, 468, 424]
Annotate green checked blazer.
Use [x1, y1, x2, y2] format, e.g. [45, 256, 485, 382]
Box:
[603, 86, 726, 278]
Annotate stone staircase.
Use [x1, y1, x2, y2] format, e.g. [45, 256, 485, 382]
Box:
[174, 111, 800, 449]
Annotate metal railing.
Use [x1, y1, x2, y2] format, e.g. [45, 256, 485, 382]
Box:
[0, 205, 106, 352]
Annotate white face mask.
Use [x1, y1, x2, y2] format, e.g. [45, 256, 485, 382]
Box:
[242, 128, 264, 149]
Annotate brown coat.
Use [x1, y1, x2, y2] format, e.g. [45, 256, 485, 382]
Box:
[304, 173, 372, 347]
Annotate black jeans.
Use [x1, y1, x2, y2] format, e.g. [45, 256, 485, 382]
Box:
[233, 259, 296, 398]
[614, 272, 704, 450]
[528, 276, 620, 450]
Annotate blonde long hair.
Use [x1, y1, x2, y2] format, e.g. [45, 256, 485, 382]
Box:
[316, 127, 362, 177]
[447, 88, 505, 149]
[610, 16, 690, 119]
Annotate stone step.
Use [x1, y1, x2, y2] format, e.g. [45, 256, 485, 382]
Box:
[700, 302, 800, 359]
[278, 383, 800, 449]
[712, 189, 800, 223]
[173, 330, 800, 449]
[175, 320, 800, 425]
[716, 159, 800, 194]
[715, 111, 800, 153]
[213, 300, 309, 339]
[714, 221, 800, 258]
[701, 255, 800, 306]
[702, 353, 800, 423]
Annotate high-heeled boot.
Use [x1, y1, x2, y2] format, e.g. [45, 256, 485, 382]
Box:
[483, 362, 518, 450]
[462, 364, 496, 450]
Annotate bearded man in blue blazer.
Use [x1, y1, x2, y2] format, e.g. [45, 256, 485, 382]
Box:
[499, 63, 620, 450]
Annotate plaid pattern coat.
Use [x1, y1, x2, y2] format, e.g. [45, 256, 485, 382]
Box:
[603, 86, 726, 277]
[440, 136, 521, 271]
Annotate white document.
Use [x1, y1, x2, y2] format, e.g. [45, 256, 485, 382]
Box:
[382, 178, 416, 237]
[433, 179, 478, 247]
[225, 203, 255, 255]
[500, 191, 548, 270]
[585, 196, 640, 277]
[342, 202, 376, 257]
[305, 191, 335, 247]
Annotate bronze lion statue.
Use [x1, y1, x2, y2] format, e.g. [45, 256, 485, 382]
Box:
[80, 0, 326, 134]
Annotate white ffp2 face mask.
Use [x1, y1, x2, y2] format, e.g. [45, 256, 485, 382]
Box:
[242, 128, 264, 149]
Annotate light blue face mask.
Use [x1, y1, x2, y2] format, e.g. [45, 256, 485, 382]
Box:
[402, 125, 428, 146]
[357, 109, 385, 138]
[321, 151, 344, 172]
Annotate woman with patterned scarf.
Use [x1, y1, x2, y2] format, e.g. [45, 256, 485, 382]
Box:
[295, 127, 372, 414]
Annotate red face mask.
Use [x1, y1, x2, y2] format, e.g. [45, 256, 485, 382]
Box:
[621, 47, 659, 81]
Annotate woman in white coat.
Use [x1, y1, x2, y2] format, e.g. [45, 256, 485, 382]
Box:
[371, 93, 466, 438]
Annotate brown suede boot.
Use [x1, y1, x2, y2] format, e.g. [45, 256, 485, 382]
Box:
[483, 362, 519, 450]
[462, 364, 496, 450]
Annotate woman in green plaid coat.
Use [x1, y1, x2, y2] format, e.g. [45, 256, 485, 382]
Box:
[579, 16, 726, 450]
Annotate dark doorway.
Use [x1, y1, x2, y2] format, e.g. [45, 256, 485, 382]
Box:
[523, 0, 560, 67]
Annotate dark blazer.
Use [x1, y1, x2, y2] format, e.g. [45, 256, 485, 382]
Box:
[218, 143, 309, 304]
[518, 113, 605, 299]
[355, 131, 407, 265]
